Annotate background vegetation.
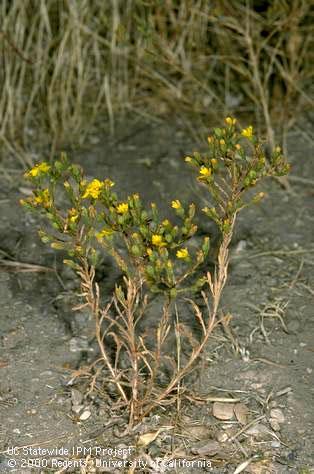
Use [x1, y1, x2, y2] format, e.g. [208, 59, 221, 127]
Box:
[0, 0, 313, 165]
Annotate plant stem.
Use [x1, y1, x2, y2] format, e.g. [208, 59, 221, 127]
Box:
[140, 217, 235, 419]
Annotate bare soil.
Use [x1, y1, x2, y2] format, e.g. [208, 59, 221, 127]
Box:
[0, 117, 313, 473]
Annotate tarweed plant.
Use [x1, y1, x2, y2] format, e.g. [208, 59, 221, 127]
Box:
[22, 119, 289, 425]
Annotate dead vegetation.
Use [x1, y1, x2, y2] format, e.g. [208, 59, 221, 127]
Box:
[71, 242, 229, 427]
[0, 1, 313, 164]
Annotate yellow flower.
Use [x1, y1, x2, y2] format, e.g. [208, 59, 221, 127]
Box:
[95, 228, 113, 240]
[199, 166, 211, 177]
[171, 200, 181, 209]
[211, 158, 218, 167]
[34, 189, 51, 207]
[152, 234, 166, 247]
[147, 248, 153, 256]
[241, 126, 253, 138]
[225, 117, 236, 126]
[82, 179, 104, 199]
[235, 143, 241, 150]
[275, 146, 281, 153]
[219, 139, 225, 145]
[116, 202, 129, 214]
[162, 219, 170, 226]
[207, 136, 212, 144]
[25, 162, 51, 178]
[185, 156, 192, 162]
[68, 208, 79, 223]
[176, 248, 189, 259]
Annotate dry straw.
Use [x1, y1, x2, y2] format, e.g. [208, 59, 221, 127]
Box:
[1, 1, 312, 164]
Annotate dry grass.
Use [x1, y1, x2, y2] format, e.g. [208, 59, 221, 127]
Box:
[71, 217, 235, 427]
[209, 0, 314, 150]
[0, 1, 313, 165]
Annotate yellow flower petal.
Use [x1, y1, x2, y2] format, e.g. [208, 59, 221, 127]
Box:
[152, 235, 166, 247]
[25, 162, 51, 178]
[82, 179, 104, 199]
[33, 189, 51, 207]
[199, 166, 211, 177]
[116, 202, 129, 214]
[225, 117, 236, 126]
[241, 126, 253, 138]
[171, 200, 181, 209]
[68, 208, 79, 223]
[176, 248, 189, 259]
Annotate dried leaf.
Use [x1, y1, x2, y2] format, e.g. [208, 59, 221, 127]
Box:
[137, 430, 161, 447]
[233, 457, 254, 474]
[213, 401, 235, 420]
[234, 403, 249, 425]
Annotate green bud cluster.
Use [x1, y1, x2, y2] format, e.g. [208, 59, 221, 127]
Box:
[22, 118, 290, 298]
[185, 118, 290, 235]
[22, 154, 209, 296]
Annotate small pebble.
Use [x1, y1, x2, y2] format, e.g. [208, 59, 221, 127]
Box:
[79, 410, 91, 421]
[270, 408, 285, 424]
